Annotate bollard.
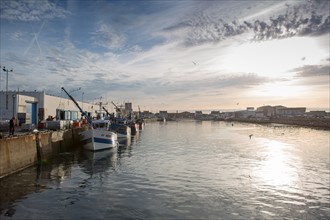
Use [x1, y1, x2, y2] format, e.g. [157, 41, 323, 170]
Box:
[34, 130, 42, 164]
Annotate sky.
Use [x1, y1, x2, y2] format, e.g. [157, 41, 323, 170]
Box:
[0, 0, 329, 112]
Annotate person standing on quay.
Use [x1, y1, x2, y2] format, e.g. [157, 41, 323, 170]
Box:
[9, 117, 16, 136]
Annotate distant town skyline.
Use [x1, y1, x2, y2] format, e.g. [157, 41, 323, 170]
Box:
[0, 0, 329, 112]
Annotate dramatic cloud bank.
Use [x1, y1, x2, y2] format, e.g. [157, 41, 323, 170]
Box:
[0, 0, 70, 21]
[163, 0, 329, 46]
[1, 0, 329, 111]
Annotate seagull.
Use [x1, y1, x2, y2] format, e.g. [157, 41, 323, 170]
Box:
[192, 61, 197, 65]
[249, 134, 253, 139]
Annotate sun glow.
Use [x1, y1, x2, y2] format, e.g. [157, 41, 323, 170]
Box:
[251, 82, 306, 98]
[222, 36, 326, 77]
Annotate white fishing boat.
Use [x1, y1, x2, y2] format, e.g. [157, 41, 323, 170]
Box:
[80, 119, 118, 151]
[61, 87, 118, 151]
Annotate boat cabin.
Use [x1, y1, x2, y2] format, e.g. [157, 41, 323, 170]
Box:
[92, 120, 110, 130]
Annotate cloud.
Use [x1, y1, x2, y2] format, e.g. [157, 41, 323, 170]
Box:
[162, 12, 248, 46]
[67, 72, 271, 110]
[5, 51, 32, 67]
[289, 64, 330, 88]
[0, 0, 70, 22]
[161, 0, 329, 46]
[140, 73, 270, 98]
[10, 31, 24, 41]
[293, 65, 330, 77]
[91, 22, 126, 50]
[251, 2, 330, 40]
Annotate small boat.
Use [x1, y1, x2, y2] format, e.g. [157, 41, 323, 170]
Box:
[135, 118, 145, 130]
[128, 121, 139, 135]
[103, 107, 132, 138]
[80, 119, 118, 151]
[110, 102, 139, 136]
[109, 118, 131, 138]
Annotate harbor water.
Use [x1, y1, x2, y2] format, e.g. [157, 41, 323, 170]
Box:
[1, 121, 329, 219]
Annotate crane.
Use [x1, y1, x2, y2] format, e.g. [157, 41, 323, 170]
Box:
[102, 106, 111, 117]
[111, 101, 121, 113]
[61, 87, 92, 126]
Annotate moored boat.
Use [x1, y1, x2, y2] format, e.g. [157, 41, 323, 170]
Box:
[80, 119, 118, 151]
[109, 118, 131, 138]
[110, 101, 139, 136]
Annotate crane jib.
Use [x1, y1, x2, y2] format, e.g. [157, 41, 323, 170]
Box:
[61, 87, 92, 126]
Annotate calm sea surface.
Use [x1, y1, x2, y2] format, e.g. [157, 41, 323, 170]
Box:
[1, 121, 329, 219]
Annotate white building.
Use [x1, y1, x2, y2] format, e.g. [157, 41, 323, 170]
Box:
[210, 111, 221, 119]
[235, 110, 256, 118]
[276, 107, 306, 117]
[159, 110, 168, 119]
[195, 111, 203, 119]
[0, 90, 112, 126]
[256, 105, 276, 117]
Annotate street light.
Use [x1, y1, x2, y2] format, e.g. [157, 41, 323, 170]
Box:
[82, 92, 84, 111]
[69, 87, 81, 94]
[2, 67, 13, 110]
[12, 94, 16, 118]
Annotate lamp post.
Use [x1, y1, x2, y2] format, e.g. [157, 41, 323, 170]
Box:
[12, 94, 16, 118]
[82, 92, 84, 112]
[2, 67, 13, 110]
[0, 66, 1, 119]
[69, 87, 81, 94]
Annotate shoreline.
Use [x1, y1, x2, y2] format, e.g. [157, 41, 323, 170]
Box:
[227, 117, 330, 130]
[170, 117, 330, 130]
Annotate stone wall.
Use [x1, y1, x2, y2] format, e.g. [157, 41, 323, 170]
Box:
[0, 135, 36, 178]
[0, 128, 83, 178]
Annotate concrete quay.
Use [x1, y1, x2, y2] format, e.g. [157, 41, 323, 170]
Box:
[0, 128, 83, 178]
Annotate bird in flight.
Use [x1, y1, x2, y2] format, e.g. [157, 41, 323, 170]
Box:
[192, 61, 197, 65]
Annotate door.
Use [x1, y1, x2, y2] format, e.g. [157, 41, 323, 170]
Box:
[31, 103, 37, 125]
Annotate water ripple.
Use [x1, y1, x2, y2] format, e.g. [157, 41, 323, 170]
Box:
[1, 121, 329, 220]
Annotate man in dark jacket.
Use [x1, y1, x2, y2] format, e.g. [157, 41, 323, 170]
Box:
[9, 117, 16, 136]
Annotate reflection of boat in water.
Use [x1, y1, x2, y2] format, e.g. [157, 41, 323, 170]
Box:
[118, 136, 132, 146]
[80, 149, 117, 175]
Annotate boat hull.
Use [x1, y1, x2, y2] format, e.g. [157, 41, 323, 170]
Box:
[80, 129, 118, 151]
[109, 124, 131, 138]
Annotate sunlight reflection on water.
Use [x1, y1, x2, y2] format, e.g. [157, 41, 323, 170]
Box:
[253, 140, 299, 187]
